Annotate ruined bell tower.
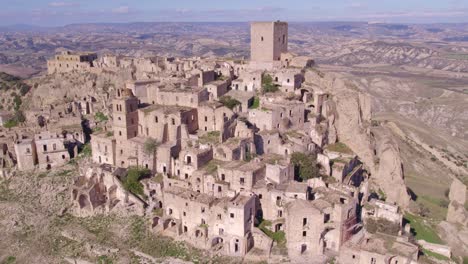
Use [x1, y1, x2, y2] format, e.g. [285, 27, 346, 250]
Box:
[112, 88, 139, 141]
[250, 21, 288, 62]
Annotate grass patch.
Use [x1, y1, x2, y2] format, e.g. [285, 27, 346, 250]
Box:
[153, 207, 163, 217]
[219, 96, 241, 110]
[418, 196, 449, 221]
[1, 256, 16, 264]
[3, 119, 18, 128]
[250, 96, 260, 109]
[79, 143, 92, 157]
[202, 159, 222, 175]
[404, 213, 443, 244]
[198, 131, 220, 145]
[97, 255, 114, 264]
[326, 142, 354, 155]
[54, 169, 73, 177]
[365, 218, 400, 236]
[153, 173, 163, 184]
[421, 249, 450, 261]
[127, 216, 207, 263]
[95, 112, 109, 122]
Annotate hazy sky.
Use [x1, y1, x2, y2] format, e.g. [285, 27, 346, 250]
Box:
[1, 0, 468, 26]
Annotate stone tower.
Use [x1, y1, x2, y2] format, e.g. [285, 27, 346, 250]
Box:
[112, 88, 139, 141]
[250, 21, 288, 62]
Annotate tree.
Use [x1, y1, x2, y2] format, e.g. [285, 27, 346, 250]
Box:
[123, 167, 151, 197]
[291, 152, 320, 181]
[262, 74, 279, 94]
[143, 137, 159, 155]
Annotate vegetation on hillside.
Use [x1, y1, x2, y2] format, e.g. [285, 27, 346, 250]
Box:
[0, 72, 29, 128]
[404, 213, 443, 244]
[0, 72, 30, 96]
[326, 142, 354, 155]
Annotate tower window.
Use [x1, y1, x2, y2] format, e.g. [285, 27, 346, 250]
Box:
[261, 36, 264, 41]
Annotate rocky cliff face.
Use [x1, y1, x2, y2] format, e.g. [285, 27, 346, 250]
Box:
[447, 178, 468, 225]
[372, 127, 411, 208]
[305, 69, 411, 208]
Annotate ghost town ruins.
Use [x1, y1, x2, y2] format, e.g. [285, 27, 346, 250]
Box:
[1, 21, 465, 264]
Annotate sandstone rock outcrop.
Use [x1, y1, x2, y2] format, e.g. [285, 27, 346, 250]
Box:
[372, 127, 410, 208]
[446, 178, 467, 226]
[304, 69, 411, 209]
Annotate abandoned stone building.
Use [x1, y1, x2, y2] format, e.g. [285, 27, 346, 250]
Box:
[251, 21, 288, 63]
[13, 130, 81, 171]
[71, 165, 145, 217]
[47, 50, 97, 74]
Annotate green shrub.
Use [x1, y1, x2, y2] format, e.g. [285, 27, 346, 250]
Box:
[291, 152, 320, 181]
[198, 131, 220, 145]
[123, 167, 150, 197]
[378, 189, 387, 201]
[94, 112, 109, 122]
[262, 74, 279, 93]
[250, 96, 260, 109]
[219, 96, 241, 110]
[80, 143, 92, 157]
[326, 142, 354, 154]
[97, 255, 113, 264]
[2, 256, 16, 264]
[3, 119, 18, 128]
